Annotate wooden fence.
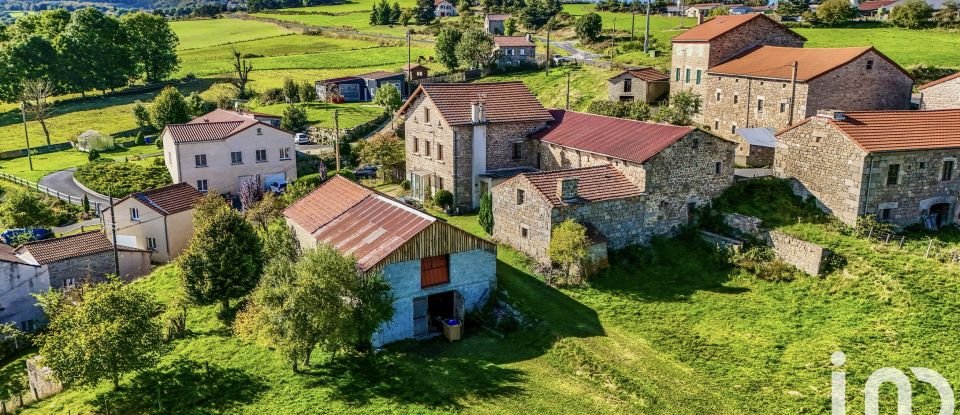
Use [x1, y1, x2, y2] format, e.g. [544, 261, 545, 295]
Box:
[857, 223, 960, 263]
[0, 172, 103, 216]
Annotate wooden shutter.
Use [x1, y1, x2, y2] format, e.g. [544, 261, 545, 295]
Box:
[420, 255, 450, 288]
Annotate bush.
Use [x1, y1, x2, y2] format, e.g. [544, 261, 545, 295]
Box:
[135, 131, 146, 146]
[889, 0, 933, 28]
[331, 169, 356, 181]
[153, 157, 165, 166]
[296, 173, 324, 188]
[730, 246, 799, 282]
[75, 161, 173, 198]
[88, 149, 101, 161]
[259, 88, 286, 106]
[433, 189, 453, 210]
[400, 179, 411, 191]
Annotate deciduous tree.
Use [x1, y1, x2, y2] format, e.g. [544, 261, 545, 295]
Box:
[934, 0, 960, 27]
[281, 104, 309, 132]
[358, 132, 405, 180]
[890, 0, 934, 27]
[35, 278, 164, 390]
[415, 0, 436, 24]
[455, 30, 496, 69]
[178, 194, 264, 314]
[20, 79, 55, 146]
[56, 8, 133, 94]
[231, 48, 254, 98]
[0, 189, 56, 228]
[149, 86, 191, 130]
[548, 219, 589, 284]
[121, 12, 180, 83]
[576, 13, 602, 43]
[373, 83, 402, 113]
[435, 27, 463, 71]
[653, 91, 702, 126]
[815, 0, 856, 26]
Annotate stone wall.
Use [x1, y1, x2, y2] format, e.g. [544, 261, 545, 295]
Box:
[746, 144, 775, 167]
[373, 249, 496, 347]
[921, 77, 960, 110]
[45, 252, 117, 289]
[768, 230, 832, 276]
[607, 74, 668, 103]
[805, 51, 913, 115]
[723, 212, 764, 237]
[555, 196, 651, 250]
[27, 357, 62, 401]
[858, 149, 960, 228]
[491, 176, 557, 261]
[538, 142, 648, 190]
[0, 263, 50, 331]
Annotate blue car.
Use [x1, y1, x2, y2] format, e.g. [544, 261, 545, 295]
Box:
[1, 228, 54, 245]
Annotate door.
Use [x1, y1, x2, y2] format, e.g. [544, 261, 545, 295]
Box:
[931, 203, 951, 228]
[687, 202, 697, 226]
[413, 297, 428, 336]
[454, 291, 465, 324]
[263, 172, 286, 189]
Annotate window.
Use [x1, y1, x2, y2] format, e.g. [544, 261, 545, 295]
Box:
[197, 179, 208, 192]
[512, 142, 523, 160]
[780, 102, 787, 113]
[675, 68, 681, 81]
[437, 177, 444, 190]
[146, 237, 157, 251]
[943, 160, 955, 181]
[919, 162, 927, 170]
[194, 154, 207, 167]
[519, 48, 526, 56]
[425, 141, 432, 157]
[424, 107, 430, 123]
[881, 208, 892, 221]
[279, 147, 291, 160]
[715, 161, 723, 174]
[516, 189, 525, 205]
[256, 149, 267, 162]
[887, 164, 900, 185]
[130, 207, 140, 221]
[715, 90, 721, 102]
[413, 137, 419, 153]
[685, 68, 691, 83]
[692, 137, 699, 149]
[63, 278, 76, 289]
[731, 124, 737, 134]
[733, 94, 739, 104]
[420, 255, 450, 288]
[714, 120, 719, 130]
[256, 128, 262, 135]
[231, 151, 243, 165]
[866, 59, 874, 70]
[695, 69, 702, 85]
[756, 98, 764, 113]
[624, 78, 633, 93]
[437, 143, 444, 161]
[520, 225, 529, 238]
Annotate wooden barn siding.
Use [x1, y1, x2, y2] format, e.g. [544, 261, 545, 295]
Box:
[371, 221, 496, 271]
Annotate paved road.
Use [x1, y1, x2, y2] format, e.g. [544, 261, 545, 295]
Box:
[538, 38, 604, 61]
[38, 168, 109, 207]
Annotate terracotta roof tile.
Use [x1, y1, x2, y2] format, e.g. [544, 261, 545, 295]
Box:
[0, 244, 30, 265]
[167, 109, 288, 144]
[918, 71, 960, 90]
[672, 14, 804, 43]
[494, 36, 535, 47]
[15, 231, 114, 265]
[611, 67, 669, 82]
[282, 176, 439, 270]
[403, 63, 428, 71]
[530, 110, 696, 164]
[399, 82, 553, 125]
[511, 165, 643, 207]
[108, 183, 202, 216]
[822, 109, 960, 153]
[707, 46, 902, 82]
[859, 0, 897, 10]
[485, 13, 512, 20]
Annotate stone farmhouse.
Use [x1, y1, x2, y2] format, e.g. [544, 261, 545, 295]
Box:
[919, 72, 960, 110]
[493, 36, 537, 66]
[775, 109, 960, 228]
[607, 68, 670, 104]
[670, 14, 806, 100]
[283, 176, 496, 347]
[13, 231, 151, 290]
[703, 45, 913, 147]
[435, 0, 457, 16]
[102, 182, 202, 263]
[162, 109, 297, 195]
[493, 110, 736, 263]
[484, 13, 511, 35]
[398, 82, 554, 211]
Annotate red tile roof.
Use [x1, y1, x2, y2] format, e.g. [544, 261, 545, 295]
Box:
[798, 109, 960, 153]
[859, 0, 897, 10]
[494, 36, 535, 47]
[530, 110, 696, 164]
[283, 176, 440, 270]
[610, 67, 670, 82]
[398, 82, 554, 125]
[672, 14, 805, 43]
[485, 13, 512, 21]
[919, 71, 960, 90]
[403, 63, 429, 71]
[509, 165, 643, 207]
[707, 45, 908, 82]
[15, 231, 114, 265]
[166, 109, 281, 144]
[0, 244, 30, 265]
[105, 183, 202, 216]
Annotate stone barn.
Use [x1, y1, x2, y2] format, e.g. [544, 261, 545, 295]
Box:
[607, 68, 670, 104]
[14, 231, 151, 289]
[919, 72, 960, 110]
[283, 176, 497, 347]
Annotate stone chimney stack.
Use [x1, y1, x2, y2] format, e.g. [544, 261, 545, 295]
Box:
[697, 10, 705, 25]
[471, 102, 487, 124]
[526, 33, 532, 42]
[557, 177, 579, 202]
[816, 109, 846, 121]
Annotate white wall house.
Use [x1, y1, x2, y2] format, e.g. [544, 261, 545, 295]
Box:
[162, 109, 297, 195]
[283, 176, 497, 347]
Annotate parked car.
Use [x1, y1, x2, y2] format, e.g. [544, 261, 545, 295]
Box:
[1, 228, 54, 245]
[353, 165, 379, 180]
[294, 133, 310, 144]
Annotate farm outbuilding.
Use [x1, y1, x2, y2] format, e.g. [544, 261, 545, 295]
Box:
[75, 130, 115, 152]
[315, 71, 408, 103]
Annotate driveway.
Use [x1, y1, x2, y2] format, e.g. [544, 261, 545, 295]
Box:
[540, 39, 604, 61]
[38, 168, 109, 208]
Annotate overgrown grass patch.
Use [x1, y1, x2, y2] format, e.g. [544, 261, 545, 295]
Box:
[74, 160, 172, 198]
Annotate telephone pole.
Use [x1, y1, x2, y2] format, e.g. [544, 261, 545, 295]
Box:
[644, 0, 652, 53]
[787, 61, 799, 126]
[565, 71, 571, 110]
[20, 102, 33, 171]
[108, 192, 120, 276]
[545, 26, 551, 76]
[334, 109, 341, 171]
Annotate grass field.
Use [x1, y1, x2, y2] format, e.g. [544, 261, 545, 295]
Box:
[19, 180, 960, 413]
[171, 18, 292, 50]
[293, 0, 418, 13]
[795, 26, 960, 68]
[0, 144, 162, 183]
[480, 66, 619, 111]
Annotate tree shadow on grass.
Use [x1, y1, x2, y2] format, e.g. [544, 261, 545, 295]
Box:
[590, 234, 749, 302]
[92, 358, 266, 415]
[303, 349, 524, 410]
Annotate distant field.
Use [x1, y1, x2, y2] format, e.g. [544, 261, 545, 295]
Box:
[181, 44, 434, 77]
[171, 18, 292, 50]
[563, 3, 688, 37]
[255, 101, 385, 129]
[294, 0, 418, 13]
[252, 11, 432, 37]
[795, 26, 960, 68]
[480, 66, 619, 111]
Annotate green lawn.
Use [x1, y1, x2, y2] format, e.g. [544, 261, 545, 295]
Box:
[172, 18, 292, 50]
[795, 26, 960, 68]
[0, 144, 162, 183]
[293, 0, 418, 13]
[480, 66, 619, 112]
[255, 101, 385, 129]
[252, 11, 437, 37]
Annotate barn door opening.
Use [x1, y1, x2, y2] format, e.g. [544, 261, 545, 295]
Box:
[413, 297, 428, 337]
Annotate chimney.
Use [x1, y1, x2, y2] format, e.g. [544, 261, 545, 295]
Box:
[557, 177, 579, 202]
[471, 102, 487, 124]
[526, 33, 532, 42]
[697, 10, 705, 25]
[816, 109, 846, 121]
